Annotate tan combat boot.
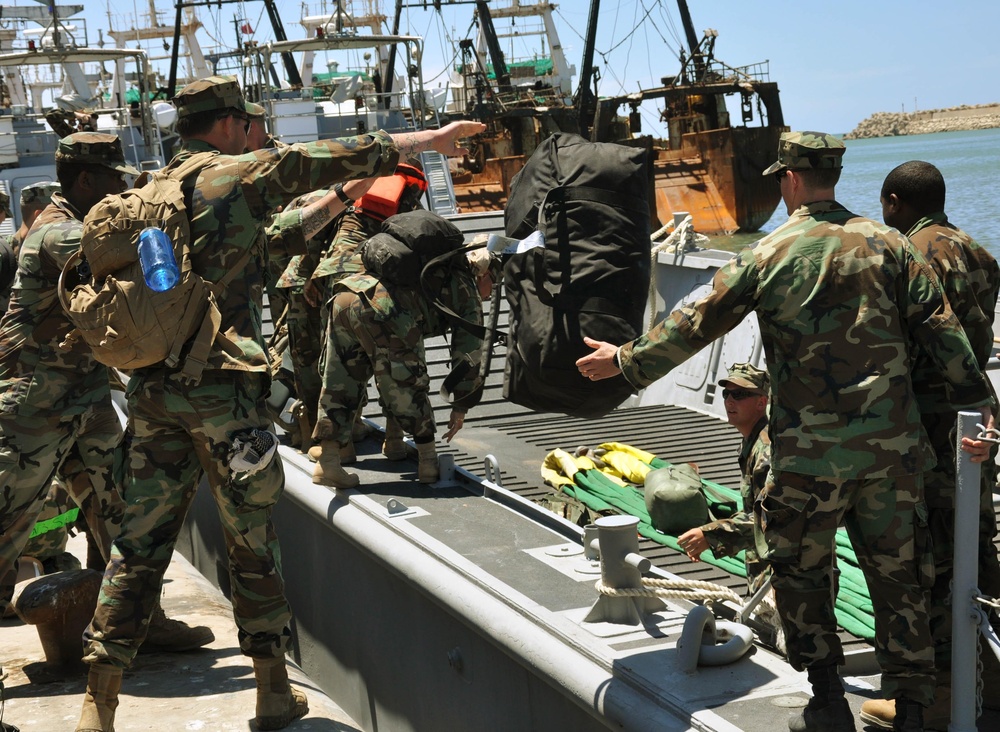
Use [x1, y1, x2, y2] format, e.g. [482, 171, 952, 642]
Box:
[416, 441, 439, 484]
[859, 698, 893, 729]
[312, 440, 360, 488]
[253, 657, 309, 731]
[139, 601, 215, 654]
[307, 440, 356, 464]
[382, 416, 407, 461]
[76, 664, 122, 732]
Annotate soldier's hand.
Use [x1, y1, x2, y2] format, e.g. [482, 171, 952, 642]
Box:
[961, 407, 998, 463]
[443, 409, 466, 442]
[576, 337, 622, 381]
[432, 121, 487, 157]
[677, 528, 709, 561]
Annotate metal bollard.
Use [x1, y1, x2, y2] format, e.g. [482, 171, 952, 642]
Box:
[583, 515, 664, 624]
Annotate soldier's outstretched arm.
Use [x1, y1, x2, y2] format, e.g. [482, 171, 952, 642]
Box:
[390, 121, 486, 158]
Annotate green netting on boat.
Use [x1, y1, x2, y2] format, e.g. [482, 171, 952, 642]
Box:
[556, 455, 875, 640]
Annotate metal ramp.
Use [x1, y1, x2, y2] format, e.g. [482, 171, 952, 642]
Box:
[419, 149, 458, 215]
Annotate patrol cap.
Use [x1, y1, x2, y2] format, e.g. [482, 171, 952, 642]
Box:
[172, 75, 257, 119]
[718, 362, 768, 394]
[20, 181, 61, 209]
[246, 101, 266, 118]
[762, 131, 845, 176]
[0, 189, 10, 217]
[55, 132, 141, 176]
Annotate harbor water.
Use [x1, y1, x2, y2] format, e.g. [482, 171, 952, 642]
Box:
[718, 127, 1000, 256]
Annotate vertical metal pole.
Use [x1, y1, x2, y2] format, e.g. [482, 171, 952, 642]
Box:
[952, 411, 982, 732]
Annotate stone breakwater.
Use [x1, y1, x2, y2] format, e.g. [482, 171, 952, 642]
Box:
[846, 103, 1000, 139]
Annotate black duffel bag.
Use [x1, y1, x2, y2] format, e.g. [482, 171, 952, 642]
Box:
[503, 132, 651, 418]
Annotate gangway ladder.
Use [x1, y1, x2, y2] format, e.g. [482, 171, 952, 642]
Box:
[419, 150, 458, 216]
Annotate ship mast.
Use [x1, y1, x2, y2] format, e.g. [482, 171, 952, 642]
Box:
[574, 0, 599, 138]
[166, 0, 302, 98]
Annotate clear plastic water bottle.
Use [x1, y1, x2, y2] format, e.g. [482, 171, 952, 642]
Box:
[137, 227, 179, 292]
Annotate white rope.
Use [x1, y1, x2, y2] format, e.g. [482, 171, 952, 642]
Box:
[596, 576, 742, 604]
[646, 215, 711, 330]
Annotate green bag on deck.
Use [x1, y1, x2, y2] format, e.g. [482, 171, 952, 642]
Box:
[644, 463, 737, 535]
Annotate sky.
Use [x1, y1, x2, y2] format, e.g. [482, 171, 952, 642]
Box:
[55, 0, 1000, 135]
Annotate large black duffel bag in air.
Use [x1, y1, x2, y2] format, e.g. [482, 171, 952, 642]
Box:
[502, 132, 651, 419]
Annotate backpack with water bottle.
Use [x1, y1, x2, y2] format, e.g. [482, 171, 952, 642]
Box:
[58, 151, 250, 382]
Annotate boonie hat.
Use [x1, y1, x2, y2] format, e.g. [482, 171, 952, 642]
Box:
[20, 182, 61, 209]
[172, 75, 257, 119]
[55, 132, 140, 176]
[762, 131, 845, 176]
[0, 190, 10, 217]
[718, 362, 768, 394]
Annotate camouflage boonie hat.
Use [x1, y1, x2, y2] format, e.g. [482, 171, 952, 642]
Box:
[719, 362, 769, 394]
[172, 75, 257, 119]
[0, 189, 10, 217]
[20, 181, 61, 209]
[762, 131, 845, 176]
[55, 132, 141, 176]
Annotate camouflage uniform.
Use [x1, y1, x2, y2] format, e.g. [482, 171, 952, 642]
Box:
[695, 363, 770, 593]
[617, 132, 992, 704]
[904, 212, 1000, 674]
[0, 189, 13, 314]
[0, 140, 135, 613]
[12, 182, 62, 259]
[83, 76, 398, 669]
[316, 252, 485, 446]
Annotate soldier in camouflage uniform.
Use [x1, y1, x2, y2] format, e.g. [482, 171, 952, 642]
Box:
[577, 131, 996, 732]
[307, 164, 430, 463]
[11, 182, 61, 258]
[313, 245, 495, 488]
[0, 134, 214, 655]
[677, 363, 771, 594]
[0, 189, 14, 314]
[76, 75, 484, 732]
[860, 161, 1000, 731]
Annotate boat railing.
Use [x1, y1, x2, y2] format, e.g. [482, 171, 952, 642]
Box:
[697, 58, 772, 86]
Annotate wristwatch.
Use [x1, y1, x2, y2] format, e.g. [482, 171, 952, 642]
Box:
[333, 183, 354, 207]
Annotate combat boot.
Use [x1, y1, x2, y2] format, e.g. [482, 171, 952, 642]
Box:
[893, 698, 923, 732]
[253, 657, 309, 731]
[859, 698, 893, 729]
[416, 441, 439, 483]
[75, 664, 122, 732]
[382, 416, 407, 461]
[307, 441, 356, 464]
[139, 601, 215, 654]
[789, 663, 856, 732]
[312, 440, 360, 489]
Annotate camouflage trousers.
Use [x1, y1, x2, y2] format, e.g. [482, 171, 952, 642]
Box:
[922, 411, 1000, 673]
[756, 470, 934, 705]
[282, 287, 323, 425]
[21, 480, 72, 562]
[315, 286, 431, 445]
[0, 398, 124, 607]
[83, 370, 292, 669]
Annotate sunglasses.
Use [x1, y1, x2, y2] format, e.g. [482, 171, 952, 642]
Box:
[722, 389, 759, 401]
[219, 112, 251, 134]
[773, 170, 787, 184]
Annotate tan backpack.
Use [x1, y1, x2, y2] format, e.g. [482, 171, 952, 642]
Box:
[59, 152, 251, 383]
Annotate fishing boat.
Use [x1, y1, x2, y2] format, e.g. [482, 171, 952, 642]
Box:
[415, 0, 786, 235]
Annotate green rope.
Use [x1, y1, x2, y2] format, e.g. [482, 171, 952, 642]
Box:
[28, 508, 79, 540]
[559, 459, 876, 641]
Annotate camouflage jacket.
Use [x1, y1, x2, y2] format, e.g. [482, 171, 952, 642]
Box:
[0, 193, 108, 415]
[701, 417, 769, 584]
[905, 213, 999, 414]
[336, 254, 485, 411]
[308, 210, 380, 283]
[172, 131, 398, 373]
[619, 200, 992, 480]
